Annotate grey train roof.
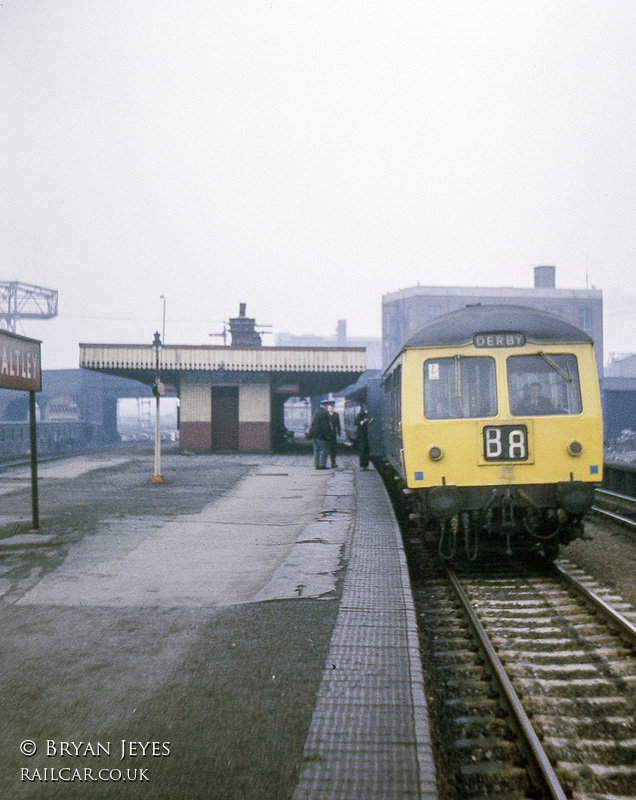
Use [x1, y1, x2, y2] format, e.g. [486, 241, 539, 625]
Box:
[401, 304, 592, 349]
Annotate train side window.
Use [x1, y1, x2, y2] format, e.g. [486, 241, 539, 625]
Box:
[424, 357, 497, 419]
[507, 354, 582, 416]
[382, 366, 401, 431]
[382, 371, 394, 429]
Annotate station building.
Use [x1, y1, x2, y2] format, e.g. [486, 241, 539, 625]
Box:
[79, 305, 365, 453]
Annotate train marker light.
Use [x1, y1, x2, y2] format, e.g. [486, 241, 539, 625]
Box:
[428, 445, 443, 461]
[567, 440, 583, 456]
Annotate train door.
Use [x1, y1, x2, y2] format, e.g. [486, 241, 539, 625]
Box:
[211, 387, 239, 450]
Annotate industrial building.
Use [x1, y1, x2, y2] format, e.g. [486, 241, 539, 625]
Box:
[276, 320, 382, 370]
[382, 266, 604, 375]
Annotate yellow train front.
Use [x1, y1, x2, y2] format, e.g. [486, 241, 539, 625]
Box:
[381, 304, 603, 560]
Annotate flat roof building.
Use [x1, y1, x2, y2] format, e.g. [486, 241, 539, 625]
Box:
[276, 319, 382, 370]
[382, 266, 604, 375]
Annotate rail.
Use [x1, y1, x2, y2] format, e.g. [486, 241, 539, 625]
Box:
[445, 565, 568, 800]
[552, 561, 636, 646]
[593, 487, 636, 529]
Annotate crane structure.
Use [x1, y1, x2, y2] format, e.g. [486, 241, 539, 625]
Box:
[0, 281, 58, 333]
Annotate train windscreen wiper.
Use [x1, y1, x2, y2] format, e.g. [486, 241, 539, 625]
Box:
[538, 352, 572, 382]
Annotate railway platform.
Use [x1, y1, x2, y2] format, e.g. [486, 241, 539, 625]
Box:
[0, 448, 437, 800]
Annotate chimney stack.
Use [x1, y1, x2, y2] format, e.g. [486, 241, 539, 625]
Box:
[336, 319, 347, 346]
[534, 265, 556, 289]
[229, 303, 262, 346]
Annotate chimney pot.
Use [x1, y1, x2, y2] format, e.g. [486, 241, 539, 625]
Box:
[534, 265, 556, 288]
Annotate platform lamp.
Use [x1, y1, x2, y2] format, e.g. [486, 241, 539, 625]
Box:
[151, 330, 165, 484]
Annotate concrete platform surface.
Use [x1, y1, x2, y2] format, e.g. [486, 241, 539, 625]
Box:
[0, 448, 436, 799]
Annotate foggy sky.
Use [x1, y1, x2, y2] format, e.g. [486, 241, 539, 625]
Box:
[1, 1, 635, 369]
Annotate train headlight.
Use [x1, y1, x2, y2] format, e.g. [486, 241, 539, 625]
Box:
[567, 440, 583, 456]
[428, 445, 443, 461]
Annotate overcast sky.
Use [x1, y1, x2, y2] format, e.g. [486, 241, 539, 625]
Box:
[1, 1, 635, 370]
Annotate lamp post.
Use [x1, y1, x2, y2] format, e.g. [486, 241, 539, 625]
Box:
[151, 330, 165, 484]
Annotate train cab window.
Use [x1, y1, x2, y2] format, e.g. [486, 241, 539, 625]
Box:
[507, 354, 582, 416]
[424, 357, 497, 419]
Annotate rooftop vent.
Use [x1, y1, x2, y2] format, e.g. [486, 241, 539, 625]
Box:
[534, 265, 556, 289]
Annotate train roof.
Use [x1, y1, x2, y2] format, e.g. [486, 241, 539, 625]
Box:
[401, 304, 593, 349]
[343, 370, 382, 402]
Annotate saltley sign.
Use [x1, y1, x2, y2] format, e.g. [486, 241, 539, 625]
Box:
[0, 330, 42, 392]
[0, 330, 42, 530]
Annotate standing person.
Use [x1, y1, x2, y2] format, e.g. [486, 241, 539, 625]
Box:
[325, 399, 341, 468]
[307, 400, 331, 469]
[354, 404, 373, 470]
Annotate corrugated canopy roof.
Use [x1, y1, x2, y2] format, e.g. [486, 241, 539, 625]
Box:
[80, 343, 366, 374]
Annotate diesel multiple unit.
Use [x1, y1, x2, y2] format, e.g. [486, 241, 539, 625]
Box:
[350, 304, 603, 560]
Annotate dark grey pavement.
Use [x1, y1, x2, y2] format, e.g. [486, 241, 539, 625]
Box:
[0, 448, 436, 799]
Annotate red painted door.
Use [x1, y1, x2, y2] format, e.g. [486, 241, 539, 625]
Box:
[211, 387, 239, 450]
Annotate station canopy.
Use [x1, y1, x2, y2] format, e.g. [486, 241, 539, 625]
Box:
[79, 342, 366, 397]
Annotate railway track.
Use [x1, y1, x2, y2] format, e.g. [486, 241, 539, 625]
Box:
[593, 488, 636, 530]
[406, 539, 636, 800]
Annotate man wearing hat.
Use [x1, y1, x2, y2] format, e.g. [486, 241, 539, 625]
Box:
[307, 399, 333, 469]
[325, 398, 341, 468]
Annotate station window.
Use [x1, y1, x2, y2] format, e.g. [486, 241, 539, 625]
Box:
[507, 354, 582, 416]
[424, 357, 497, 419]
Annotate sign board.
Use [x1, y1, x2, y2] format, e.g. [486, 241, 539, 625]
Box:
[274, 383, 300, 395]
[0, 330, 42, 392]
[473, 332, 526, 349]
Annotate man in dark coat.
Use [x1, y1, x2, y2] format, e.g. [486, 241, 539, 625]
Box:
[308, 400, 332, 469]
[354, 405, 372, 470]
[325, 400, 341, 468]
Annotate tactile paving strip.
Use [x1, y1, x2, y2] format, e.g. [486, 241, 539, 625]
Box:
[292, 470, 438, 800]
